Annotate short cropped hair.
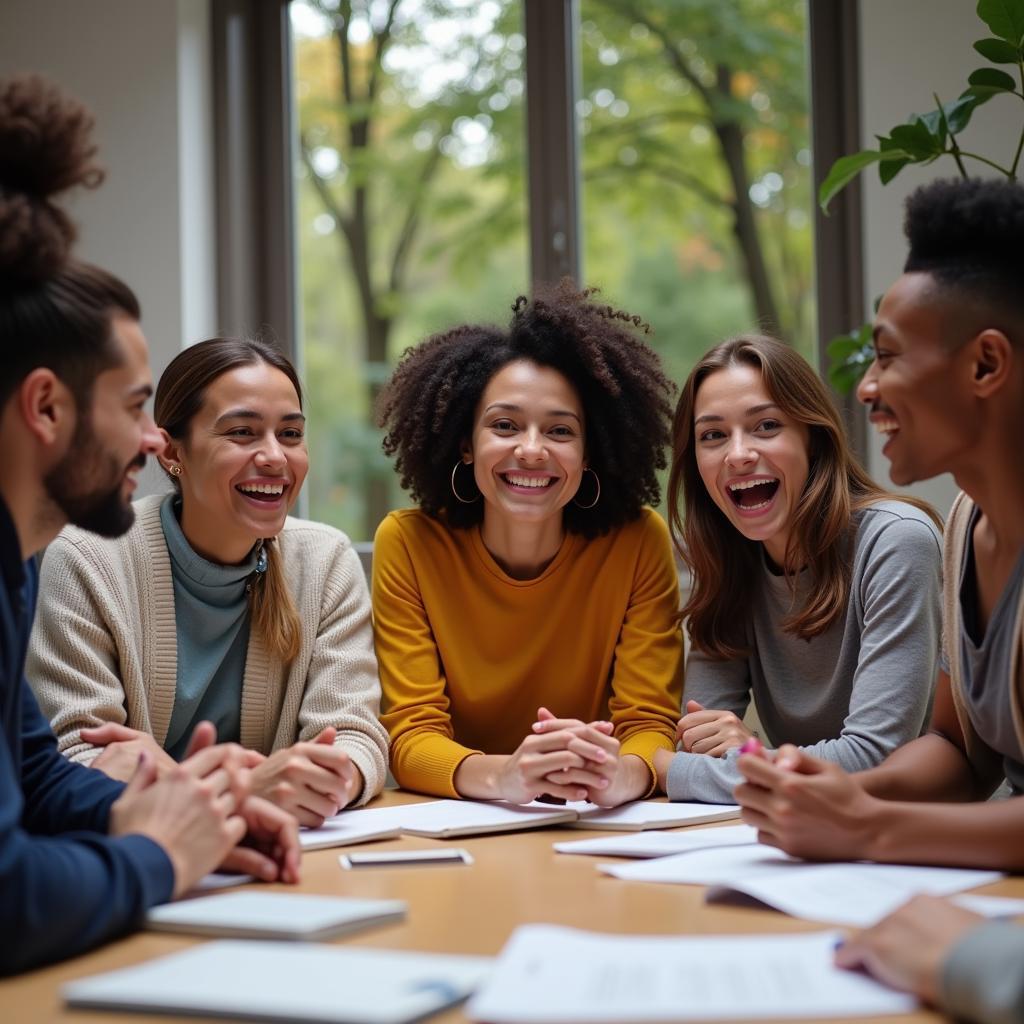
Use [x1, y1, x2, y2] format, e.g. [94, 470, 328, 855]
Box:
[377, 283, 675, 538]
[904, 178, 1024, 334]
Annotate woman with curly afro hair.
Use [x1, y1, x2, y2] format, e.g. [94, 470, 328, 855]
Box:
[374, 283, 684, 805]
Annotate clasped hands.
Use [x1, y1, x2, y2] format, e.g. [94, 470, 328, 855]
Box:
[84, 722, 362, 827]
[106, 721, 300, 898]
[499, 707, 646, 807]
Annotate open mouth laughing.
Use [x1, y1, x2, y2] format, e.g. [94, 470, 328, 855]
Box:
[726, 476, 780, 512]
[236, 480, 288, 504]
[500, 472, 557, 492]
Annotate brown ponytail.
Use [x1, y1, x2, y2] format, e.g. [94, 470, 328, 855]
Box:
[249, 539, 301, 664]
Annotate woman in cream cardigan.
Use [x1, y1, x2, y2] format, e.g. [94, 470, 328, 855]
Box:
[29, 338, 388, 825]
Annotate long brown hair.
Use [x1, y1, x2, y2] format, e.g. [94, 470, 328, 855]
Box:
[155, 337, 304, 664]
[668, 334, 940, 659]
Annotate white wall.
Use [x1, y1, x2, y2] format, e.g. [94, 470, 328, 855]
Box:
[858, 0, 1014, 517]
[0, 0, 217, 495]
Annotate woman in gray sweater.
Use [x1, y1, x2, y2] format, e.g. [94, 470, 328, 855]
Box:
[29, 338, 389, 825]
[656, 335, 943, 802]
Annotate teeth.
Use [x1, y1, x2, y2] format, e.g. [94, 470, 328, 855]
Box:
[505, 475, 551, 489]
[873, 420, 899, 436]
[728, 478, 777, 493]
[239, 483, 285, 495]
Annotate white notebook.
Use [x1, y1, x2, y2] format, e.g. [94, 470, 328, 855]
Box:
[467, 925, 915, 1022]
[64, 940, 493, 1024]
[299, 813, 402, 852]
[145, 892, 406, 941]
[567, 800, 740, 831]
[338, 798, 738, 840]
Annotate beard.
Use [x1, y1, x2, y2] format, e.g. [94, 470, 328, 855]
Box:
[43, 414, 144, 539]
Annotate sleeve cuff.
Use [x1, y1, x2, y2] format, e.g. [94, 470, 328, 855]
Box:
[941, 920, 1024, 1024]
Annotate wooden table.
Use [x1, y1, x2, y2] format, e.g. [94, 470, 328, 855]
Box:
[3, 791, 1021, 1023]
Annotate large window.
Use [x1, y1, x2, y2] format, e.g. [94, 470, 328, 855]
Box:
[291, 0, 815, 540]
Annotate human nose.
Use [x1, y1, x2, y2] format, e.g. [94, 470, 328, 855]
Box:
[856, 361, 880, 405]
[724, 429, 756, 468]
[139, 412, 164, 456]
[254, 432, 286, 468]
[515, 427, 547, 462]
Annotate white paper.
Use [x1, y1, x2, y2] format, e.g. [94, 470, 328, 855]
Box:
[600, 841, 793, 883]
[466, 925, 916, 1022]
[601, 845, 1003, 927]
[145, 892, 406, 940]
[954, 893, 1024, 917]
[555, 824, 759, 858]
[708, 861, 1004, 927]
[368, 798, 576, 837]
[567, 800, 741, 831]
[299, 810, 402, 851]
[186, 871, 255, 893]
[65, 940, 493, 1024]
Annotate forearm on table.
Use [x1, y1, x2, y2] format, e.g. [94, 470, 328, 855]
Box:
[856, 732, 984, 802]
[863, 795, 1024, 870]
[452, 753, 510, 800]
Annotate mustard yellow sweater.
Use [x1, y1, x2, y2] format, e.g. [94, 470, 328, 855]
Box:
[372, 507, 684, 797]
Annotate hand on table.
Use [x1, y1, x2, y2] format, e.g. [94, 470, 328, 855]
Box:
[835, 895, 985, 1004]
[221, 794, 302, 884]
[676, 700, 753, 757]
[109, 741, 251, 898]
[735, 743, 882, 860]
[248, 727, 363, 827]
[533, 707, 648, 808]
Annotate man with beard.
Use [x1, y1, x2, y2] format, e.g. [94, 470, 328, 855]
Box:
[0, 75, 300, 974]
[735, 178, 1024, 1022]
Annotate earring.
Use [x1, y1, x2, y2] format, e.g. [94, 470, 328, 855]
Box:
[573, 467, 600, 509]
[169, 464, 182, 477]
[450, 460, 481, 504]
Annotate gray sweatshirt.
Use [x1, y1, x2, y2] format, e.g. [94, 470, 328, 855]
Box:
[943, 921, 1024, 1024]
[666, 501, 942, 803]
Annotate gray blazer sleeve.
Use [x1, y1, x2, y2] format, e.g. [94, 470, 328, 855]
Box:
[942, 921, 1024, 1024]
[667, 515, 941, 804]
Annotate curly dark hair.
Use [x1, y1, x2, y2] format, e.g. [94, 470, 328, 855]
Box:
[0, 74, 138, 408]
[378, 283, 676, 537]
[904, 178, 1024, 330]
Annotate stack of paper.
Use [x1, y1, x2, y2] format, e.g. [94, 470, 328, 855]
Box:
[466, 925, 916, 1022]
[145, 892, 406, 941]
[599, 844, 1004, 927]
[555, 823, 759, 858]
[64, 940, 493, 1023]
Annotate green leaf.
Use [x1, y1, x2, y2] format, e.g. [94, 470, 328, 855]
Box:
[967, 67, 1018, 91]
[877, 135, 912, 183]
[818, 150, 885, 212]
[943, 92, 982, 133]
[889, 120, 944, 159]
[977, 0, 1024, 47]
[973, 36, 1022, 62]
[826, 322, 875, 395]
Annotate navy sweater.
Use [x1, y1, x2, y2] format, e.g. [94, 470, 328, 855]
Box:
[0, 499, 173, 974]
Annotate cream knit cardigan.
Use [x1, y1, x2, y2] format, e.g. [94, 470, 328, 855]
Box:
[27, 494, 389, 804]
[943, 490, 1024, 789]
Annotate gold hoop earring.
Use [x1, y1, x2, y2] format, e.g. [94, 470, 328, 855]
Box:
[573, 467, 600, 509]
[450, 460, 480, 504]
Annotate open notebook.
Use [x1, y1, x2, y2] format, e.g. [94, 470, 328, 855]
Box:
[315, 799, 740, 841]
[145, 892, 406, 941]
[64, 940, 493, 1024]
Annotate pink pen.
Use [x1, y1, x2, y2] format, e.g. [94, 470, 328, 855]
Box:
[739, 737, 763, 756]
